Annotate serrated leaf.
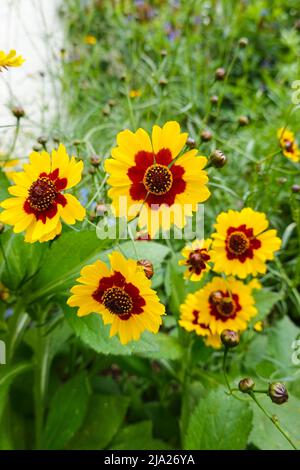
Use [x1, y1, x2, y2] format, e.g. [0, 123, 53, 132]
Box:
[42, 372, 90, 450]
[68, 394, 129, 449]
[184, 388, 253, 450]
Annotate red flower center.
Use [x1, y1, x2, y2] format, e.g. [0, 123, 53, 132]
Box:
[187, 248, 210, 275]
[101, 286, 133, 315]
[209, 290, 241, 321]
[227, 231, 250, 255]
[28, 177, 58, 212]
[92, 271, 146, 320]
[143, 164, 173, 195]
[225, 224, 261, 262]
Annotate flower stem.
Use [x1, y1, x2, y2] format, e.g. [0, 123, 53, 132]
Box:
[249, 391, 297, 450]
[222, 347, 232, 394]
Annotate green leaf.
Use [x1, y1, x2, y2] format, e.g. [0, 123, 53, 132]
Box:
[0, 169, 9, 201]
[0, 231, 44, 292]
[68, 394, 129, 450]
[65, 305, 182, 359]
[250, 394, 300, 450]
[267, 316, 300, 372]
[110, 420, 171, 450]
[42, 372, 90, 450]
[184, 388, 253, 450]
[253, 289, 282, 322]
[0, 362, 32, 422]
[165, 255, 187, 315]
[29, 231, 111, 302]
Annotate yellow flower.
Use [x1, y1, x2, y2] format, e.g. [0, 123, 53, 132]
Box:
[129, 89, 141, 98]
[0, 144, 85, 243]
[277, 128, 300, 162]
[180, 276, 257, 337]
[254, 320, 264, 332]
[105, 121, 210, 238]
[179, 293, 221, 348]
[0, 50, 25, 70]
[179, 239, 212, 281]
[211, 208, 281, 278]
[84, 35, 97, 45]
[67, 251, 165, 345]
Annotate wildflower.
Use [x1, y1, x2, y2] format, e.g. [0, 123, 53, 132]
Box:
[278, 128, 300, 162]
[209, 149, 227, 168]
[211, 208, 281, 278]
[179, 295, 221, 348]
[105, 121, 210, 238]
[268, 382, 289, 405]
[179, 239, 212, 281]
[0, 144, 85, 243]
[239, 377, 255, 392]
[84, 35, 97, 45]
[254, 320, 264, 332]
[180, 276, 257, 336]
[0, 50, 25, 71]
[67, 251, 165, 345]
[129, 89, 141, 98]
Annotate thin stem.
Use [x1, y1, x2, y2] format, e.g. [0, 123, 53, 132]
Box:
[222, 348, 232, 394]
[8, 118, 21, 155]
[249, 391, 297, 450]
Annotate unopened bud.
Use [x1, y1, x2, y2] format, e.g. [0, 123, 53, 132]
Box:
[239, 37, 249, 48]
[90, 156, 100, 167]
[108, 99, 117, 107]
[268, 382, 289, 405]
[137, 259, 154, 279]
[11, 106, 25, 119]
[215, 67, 226, 80]
[276, 177, 287, 185]
[239, 377, 255, 393]
[210, 95, 219, 105]
[160, 49, 168, 57]
[238, 116, 249, 126]
[186, 137, 196, 149]
[37, 136, 48, 145]
[210, 149, 227, 168]
[159, 77, 168, 87]
[102, 105, 110, 116]
[209, 290, 223, 305]
[221, 329, 240, 348]
[96, 203, 107, 216]
[201, 130, 213, 142]
[32, 144, 42, 152]
[291, 184, 300, 193]
[0, 223, 5, 234]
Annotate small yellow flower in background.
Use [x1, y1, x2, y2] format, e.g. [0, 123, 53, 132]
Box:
[254, 320, 264, 332]
[105, 121, 210, 238]
[0, 144, 85, 243]
[0, 283, 9, 302]
[0, 50, 25, 71]
[211, 208, 281, 279]
[67, 251, 165, 345]
[129, 89, 141, 98]
[277, 128, 300, 162]
[179, 239, 212, 281]
[180, 276, 257, 338]
[84, 35, 97, 45]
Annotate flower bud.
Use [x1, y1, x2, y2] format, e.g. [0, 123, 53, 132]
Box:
[209, 290, 223, 305]
[108, 99, 116, 107]
[239, 37, 249, 48]
[90, 156, 100, 167]
[210, 149, 227, 168]
[268, 382, 288, 405]
[32, 144, 42, 152]
[221, 329, 240, 348]
[37, 136, 48, 145]
[137, 259, 154, 279]
[210, 95, 219, 105]
[201, 130, 213, 142]
[96, 203, 107, 216]
[239, 377, 255, 393]
[186, 137, 196, 149]
[215, 67, 226, 80]
[276, 177, 287, 185]
[238, 116, 249, 126]
[0, 223, 5, 234]
[11, 106, 25, 119]
[159, 77, 168, 87]
[160, 49, 168, 57]
[291, 184, 300, 193]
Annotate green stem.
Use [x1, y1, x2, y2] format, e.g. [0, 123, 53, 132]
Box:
[249, 391, 297, 450]
[222, 348, 232, 394]
[8, 118, 20, 155]
[7, 301, 29, 362]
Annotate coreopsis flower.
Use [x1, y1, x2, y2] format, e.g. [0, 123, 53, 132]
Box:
[211, 208, 281, 278]
[179, 239, 212, 281]
[129, 89, 141, 98]
[0, 50, 25, 70]
[0, 144, 85, 243]
[84, 35, 97, 45]
[105, 121, 210, 238]
[180, 276, 257, 337]
[278, 128, 300, 162]
[67, 251, 165, 345]
[179, 292, 221, 349]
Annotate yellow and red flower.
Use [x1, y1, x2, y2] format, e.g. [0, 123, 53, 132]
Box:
[0, 50, 25, 70]
[180, 276, 258, 340]
[277, 128, 300, 162]
[67, 251, 165, 345]
[0, 144, 85, 243]
[211, 208, 281, 278]
[105, 121, 210, 238]
[84, 35, 97, 45]
[179, 239, 212, 281]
